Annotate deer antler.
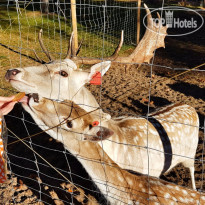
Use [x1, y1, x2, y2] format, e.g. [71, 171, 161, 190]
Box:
[65, 30, 124, 65]
[76, 39, 84, 56]
[67, 4, 167, 67]
[38, 29, 54, 62]
[33, 4, 167, 67]
[115, 3, 167, 65]
[33, 49, 46, 64]
[66, 32, 74, 59]
[107, 30, 124, 60]
[66, 32, 83, 59]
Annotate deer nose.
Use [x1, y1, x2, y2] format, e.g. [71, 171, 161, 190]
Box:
[5, 69, 21, 80]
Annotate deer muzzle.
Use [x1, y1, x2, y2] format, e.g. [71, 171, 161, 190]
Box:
[84, 126, 114, 142]
[5, 69, 21, 81]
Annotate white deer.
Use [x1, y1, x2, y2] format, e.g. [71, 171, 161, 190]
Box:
[5, 4, 167, 112]
[21, 96, 203, 204]
[5, 58, 111, 113]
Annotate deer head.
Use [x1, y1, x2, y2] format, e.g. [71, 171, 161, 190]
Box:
[5, 58, 111, 101]
[6, 4, 167, 104]
[21, 94, 112, 142]
[5, 26, 112, 111]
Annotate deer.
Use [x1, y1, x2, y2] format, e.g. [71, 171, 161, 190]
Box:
[20, 92, 199, 190]
[88, 103, 198, 191]
[77, 102, 199, 191]
[6, 6, 199, 189]
[5, 4, 167, 113]
[20, 95, 203, 204]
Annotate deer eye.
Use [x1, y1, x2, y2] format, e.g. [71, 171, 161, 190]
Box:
[66, 121, 73, 128]
[89, 124, 93, 130]
[59, 70, 68, 77]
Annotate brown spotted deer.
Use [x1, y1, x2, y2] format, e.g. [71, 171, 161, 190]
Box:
[77, 103, 199, 190]
[21, 92, 199, 190]
[21, 96, 202, 204]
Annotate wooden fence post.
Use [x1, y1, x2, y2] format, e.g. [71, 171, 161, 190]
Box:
[71, 0, 78, 53]
[137, 0, 141, 44]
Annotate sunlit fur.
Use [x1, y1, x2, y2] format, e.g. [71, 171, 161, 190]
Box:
[23, 97, 203, 204]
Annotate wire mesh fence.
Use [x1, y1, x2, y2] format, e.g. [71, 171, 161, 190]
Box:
[0, 0, 205, 204]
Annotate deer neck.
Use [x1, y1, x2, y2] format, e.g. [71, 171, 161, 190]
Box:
[62, 133, 146, 204]
[99, 118, 128, 141]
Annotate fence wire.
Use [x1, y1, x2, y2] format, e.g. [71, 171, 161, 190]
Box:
[0, 0, 205, 204]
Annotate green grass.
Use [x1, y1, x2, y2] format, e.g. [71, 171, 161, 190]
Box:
[0, 6, 131, 59]
[0, 6, 133, 96]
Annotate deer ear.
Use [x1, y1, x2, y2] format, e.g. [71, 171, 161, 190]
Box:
[88, 61, 111, 85]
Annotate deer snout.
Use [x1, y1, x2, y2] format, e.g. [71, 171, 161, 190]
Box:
[5, 69, 21, 81]
[84, 126, 114, 142]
